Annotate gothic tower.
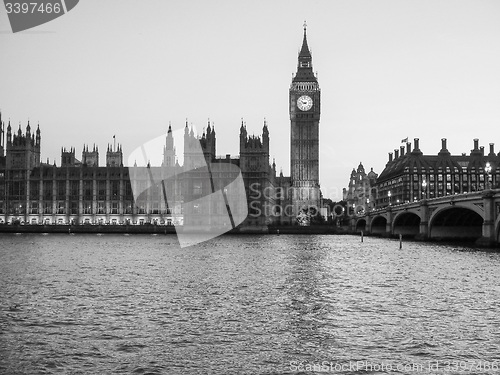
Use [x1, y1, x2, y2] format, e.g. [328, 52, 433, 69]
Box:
[0, 112, 5, 158]
[6, 121, 41, 170]
[199, 119, 216, 163]
[61, 147, 77, 166]
[239, 119, 271, 226]
[184, 121, 203, 170]
[82, 144, 99, 167]
[106, 143, 123, 167]
[162, 123, 176, 167]
[289, 23, 321, 218]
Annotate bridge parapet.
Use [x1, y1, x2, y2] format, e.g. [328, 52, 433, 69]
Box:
[352, 189, 500, 247]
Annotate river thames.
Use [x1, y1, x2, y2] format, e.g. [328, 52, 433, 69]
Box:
[1, 234, 499, 374]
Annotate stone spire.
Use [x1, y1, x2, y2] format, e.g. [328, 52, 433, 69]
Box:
[293, 22, 316, 82]
[299, 21, 312, 59]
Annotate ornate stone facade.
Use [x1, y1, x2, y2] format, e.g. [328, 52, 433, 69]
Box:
[343, 163, 378, 215]
[289, 24, 321, 218]
[0, 26, 324, 227]
[374, 138, 500, 208]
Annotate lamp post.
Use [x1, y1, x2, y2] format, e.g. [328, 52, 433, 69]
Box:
[388, 190, 392, 206]
[422, 179, 427, 199]
[485, 162, 492, 190]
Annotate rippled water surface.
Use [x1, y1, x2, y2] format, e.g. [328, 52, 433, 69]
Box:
[1, 234, 500, 374]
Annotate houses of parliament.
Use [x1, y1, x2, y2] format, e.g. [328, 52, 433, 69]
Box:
[0, 26, 323, 227]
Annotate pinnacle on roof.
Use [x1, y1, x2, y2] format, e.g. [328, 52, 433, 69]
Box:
[299, 21, 312, 59]
[293, 22, 316, 83]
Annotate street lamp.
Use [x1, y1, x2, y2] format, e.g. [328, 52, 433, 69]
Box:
[422, 179, 427, 199]
[485, 162, 492, 189]
[388, 190, 392, 206]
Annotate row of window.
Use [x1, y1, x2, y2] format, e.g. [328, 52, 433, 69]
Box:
[412, 182, 487, 190]
[413, 174, 493, 182]
[34, 169, 128, 179]
[6, 218, 179, 226]
[375, 184, 490, 205]
[381, 175, 494, 187]
[0, 202, 180, 215]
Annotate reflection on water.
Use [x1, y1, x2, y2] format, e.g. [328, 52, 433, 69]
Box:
[1, 234, 499, 374]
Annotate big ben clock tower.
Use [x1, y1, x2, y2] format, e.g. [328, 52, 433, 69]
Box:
[290, 23, 321, 220]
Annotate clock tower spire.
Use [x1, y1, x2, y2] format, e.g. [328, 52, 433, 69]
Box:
[294, 21, 315, 82]
[289, 23, 321, 223]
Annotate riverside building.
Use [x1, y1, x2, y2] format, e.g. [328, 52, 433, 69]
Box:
[374, 138, 500, 208]
[0, 24, 325, 227]
[0, 119, 282, 227]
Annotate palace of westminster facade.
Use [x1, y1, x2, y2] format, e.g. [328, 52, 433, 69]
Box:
[0, 26, 322, 227]
[2, 25, 498, 227]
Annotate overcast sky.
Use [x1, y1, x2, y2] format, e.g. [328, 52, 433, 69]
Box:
[1, 0, 499, 200]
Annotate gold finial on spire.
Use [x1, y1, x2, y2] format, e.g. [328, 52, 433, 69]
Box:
[303, 20, 307, 31]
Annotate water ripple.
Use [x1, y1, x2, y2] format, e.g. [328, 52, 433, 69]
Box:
[0, 234, 499, 374]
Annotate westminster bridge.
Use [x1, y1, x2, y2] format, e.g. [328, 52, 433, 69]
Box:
[352, 189, 500, 247]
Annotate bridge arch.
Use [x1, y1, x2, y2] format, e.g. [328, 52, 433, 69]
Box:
[496, 215, 500, 244]
[355, 218, 366, 233]
[371, 215, 387, 235]
[429, 205, 483, 241]
[393, 211, 421, 237]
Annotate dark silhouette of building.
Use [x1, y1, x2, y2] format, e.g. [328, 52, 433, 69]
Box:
[289, 23, 321, 218]
[374, 138, 500, 208]
[0, 26, 324, 227]
[0, 119, 281, 226]
[343, 163, 378, 215]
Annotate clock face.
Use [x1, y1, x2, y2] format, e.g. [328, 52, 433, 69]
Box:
[297, 95, 313, 111]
